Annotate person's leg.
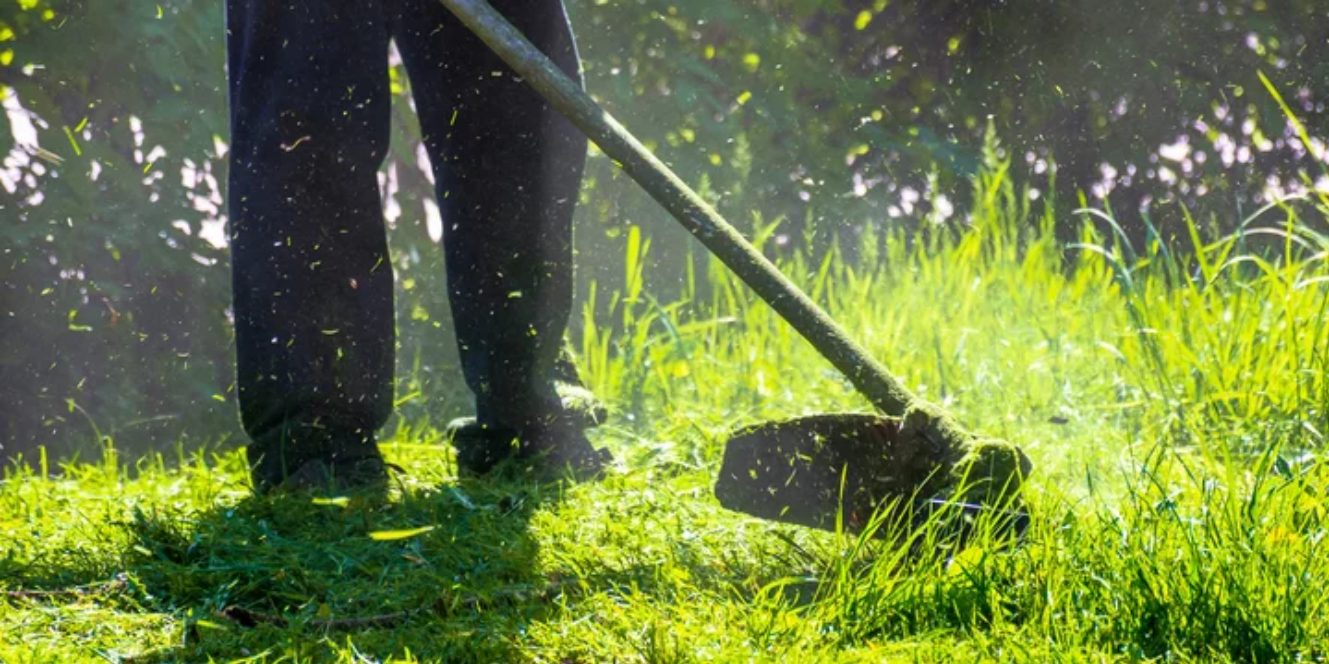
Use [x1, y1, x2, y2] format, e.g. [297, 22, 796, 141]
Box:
[391, 0, 604, 474]
[226, 0, 396, 491]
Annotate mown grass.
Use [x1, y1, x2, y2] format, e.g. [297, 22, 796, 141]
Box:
[4, 149, 1329, 662]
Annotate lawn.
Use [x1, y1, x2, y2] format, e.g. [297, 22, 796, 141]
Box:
[5, 156, 1329, 662]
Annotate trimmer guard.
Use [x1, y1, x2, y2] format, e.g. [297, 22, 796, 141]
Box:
[714, 413, 1030, 536]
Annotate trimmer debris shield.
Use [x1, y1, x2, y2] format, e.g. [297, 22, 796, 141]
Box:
[714, 411, 1031, 535]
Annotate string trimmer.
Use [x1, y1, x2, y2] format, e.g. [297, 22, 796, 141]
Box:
[436, 0, 1032, 536]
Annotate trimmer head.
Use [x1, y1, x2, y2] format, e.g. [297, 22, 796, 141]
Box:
[713, 410, 1031, 537]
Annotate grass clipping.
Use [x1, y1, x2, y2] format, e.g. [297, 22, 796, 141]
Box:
[715, 400, 1032, 533]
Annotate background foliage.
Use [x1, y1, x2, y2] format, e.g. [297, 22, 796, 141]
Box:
[1, 0, 1326, 460]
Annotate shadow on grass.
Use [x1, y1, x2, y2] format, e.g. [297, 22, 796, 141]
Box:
[117, 476, 576, 662]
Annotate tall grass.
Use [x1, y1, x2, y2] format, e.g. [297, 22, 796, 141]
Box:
[568, 139, 1329, 660]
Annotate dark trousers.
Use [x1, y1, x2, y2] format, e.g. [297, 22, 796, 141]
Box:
[225, 0, 587, 470]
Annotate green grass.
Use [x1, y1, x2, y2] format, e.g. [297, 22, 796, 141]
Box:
[5, 153, 1329, 662]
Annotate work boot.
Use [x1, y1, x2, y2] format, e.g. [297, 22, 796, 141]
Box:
[449, 418, 611, 481]
[272, 455, 393, 497]
[448, 422, 521, 477]
[447, 345, 608, 432]
[514, 420, 613, 481]
[444, 378, 607, 442]
[247, 426, 391, 496]
[447, 346, 610, 478]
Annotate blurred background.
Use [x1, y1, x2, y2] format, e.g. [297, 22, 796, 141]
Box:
[1, 0, 1325, 462]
